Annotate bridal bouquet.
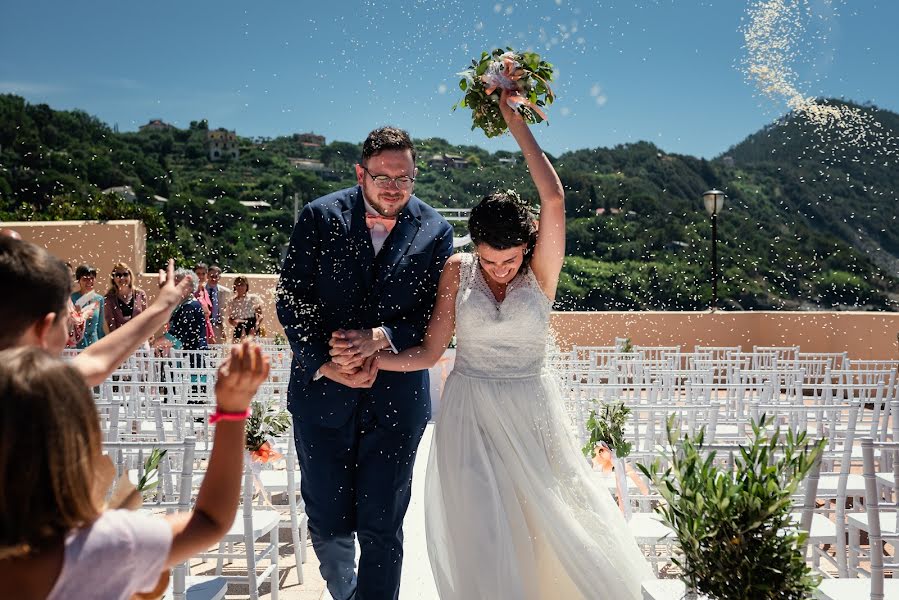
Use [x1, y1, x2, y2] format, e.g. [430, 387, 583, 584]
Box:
[245, 399, 291, 463]
[454, 48, 555, 137]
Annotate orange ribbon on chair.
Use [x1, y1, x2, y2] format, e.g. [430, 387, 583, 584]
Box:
[250, 441, 283, 464]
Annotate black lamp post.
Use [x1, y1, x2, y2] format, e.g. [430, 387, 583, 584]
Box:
[702, 189, 726, 311]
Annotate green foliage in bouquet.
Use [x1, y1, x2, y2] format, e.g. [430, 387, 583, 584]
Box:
[245, 399, 291, 452]
[637, 415, 825, 600]
[454, 48, 555, 138]
[581, 400, 632, 459]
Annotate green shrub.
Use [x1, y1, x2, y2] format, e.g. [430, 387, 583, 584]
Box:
[638, 416, 824, 600]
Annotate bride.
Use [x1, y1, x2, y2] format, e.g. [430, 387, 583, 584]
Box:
[376, 89, 653, 599]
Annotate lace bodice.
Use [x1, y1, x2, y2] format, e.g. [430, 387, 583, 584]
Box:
[453, 253, 553, 378]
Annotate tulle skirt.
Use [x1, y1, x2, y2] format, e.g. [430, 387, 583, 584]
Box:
[425, 369, 654, 600]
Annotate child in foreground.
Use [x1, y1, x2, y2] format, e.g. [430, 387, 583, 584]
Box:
[0, 340, 270, 600]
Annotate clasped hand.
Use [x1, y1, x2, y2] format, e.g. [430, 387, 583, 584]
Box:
[323, 328, 385, 388]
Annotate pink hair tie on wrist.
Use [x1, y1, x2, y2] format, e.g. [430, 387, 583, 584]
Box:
[209, 408, 251, 424]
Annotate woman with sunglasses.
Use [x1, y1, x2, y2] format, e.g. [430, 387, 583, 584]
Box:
[227, 276, 263, 342]
[103, 262, 148, 334]
[70, 264, 105, 349]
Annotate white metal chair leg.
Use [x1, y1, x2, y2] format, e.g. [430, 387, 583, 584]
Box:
[271, 526, 280, 600]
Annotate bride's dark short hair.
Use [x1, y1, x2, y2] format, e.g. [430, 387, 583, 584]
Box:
[468, 190, 537, 267]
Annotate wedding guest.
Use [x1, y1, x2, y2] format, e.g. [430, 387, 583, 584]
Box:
[227, 277, 263, 342]
[60, 262, 85, 347]
[0, 235, 191, 385]
[71, 265, 104, 349]
[103, 262, 148, 333]
[0, 342, 269, 600]
[193, 262, 216, 344]
[168, 269, 208, 351]
[206, 265, 232, 344]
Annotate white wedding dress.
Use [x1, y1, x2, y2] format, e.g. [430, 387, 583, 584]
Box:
[425, 253, 653, 599]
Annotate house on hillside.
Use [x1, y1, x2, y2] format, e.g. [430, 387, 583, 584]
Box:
[239, 200, 272, 210]
[498, 157, 517, 167]
[294, 132, 326, 147]
[139, 119, 175, 132]
[428, 153, 469, 170]
[289, 157, 325, 171]
[594, 207, 621, 216]
[206, 128, 239, 161]
[101, 185, 168, 204]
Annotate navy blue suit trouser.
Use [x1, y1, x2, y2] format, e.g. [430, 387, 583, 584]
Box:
[293, 395, 426, 600]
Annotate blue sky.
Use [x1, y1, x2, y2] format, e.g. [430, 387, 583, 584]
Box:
[1, 0, 896, 158]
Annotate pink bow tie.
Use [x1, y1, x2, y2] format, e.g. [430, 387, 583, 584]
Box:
[365, 213, 397, 233]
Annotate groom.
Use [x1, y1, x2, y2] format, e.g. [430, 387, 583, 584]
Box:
[276, 126, 453, 600]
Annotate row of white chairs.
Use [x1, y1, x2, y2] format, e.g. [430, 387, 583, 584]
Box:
[78, 342, 899, 598]
[85, 348, 303, 600]
[553, 346, 899, 598]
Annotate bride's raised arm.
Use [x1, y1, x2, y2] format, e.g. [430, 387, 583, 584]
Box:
[499, 89, 566, 300]
[376, 255, 461, 372]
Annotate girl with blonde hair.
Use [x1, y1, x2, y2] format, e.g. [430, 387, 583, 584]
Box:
[0, 341, 270, 599]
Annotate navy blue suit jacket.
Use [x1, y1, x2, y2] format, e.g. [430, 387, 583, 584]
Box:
[276, 186, 453, 429]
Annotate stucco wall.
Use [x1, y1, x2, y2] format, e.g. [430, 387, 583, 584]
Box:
[8, 219, 899, 358]
[6, 220, 147, 275]
[549, 311, 899, 360]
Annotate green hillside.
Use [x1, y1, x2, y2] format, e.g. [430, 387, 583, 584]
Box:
[0, 94, 896, 311]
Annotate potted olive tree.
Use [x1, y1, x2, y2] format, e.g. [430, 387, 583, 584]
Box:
[638, 415, 824, 600]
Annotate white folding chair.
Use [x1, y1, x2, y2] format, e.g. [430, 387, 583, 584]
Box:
[816, 439, 899, 600]
[103, 437, 229, 600]
[199, 459, 281, 600]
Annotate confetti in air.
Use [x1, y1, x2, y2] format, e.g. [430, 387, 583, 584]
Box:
[743, 0, 897, 160]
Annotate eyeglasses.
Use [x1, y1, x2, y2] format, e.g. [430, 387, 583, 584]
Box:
[208, 273, 220, 279]
[112, 272, 130, 278]
[361, 166, 415, 190]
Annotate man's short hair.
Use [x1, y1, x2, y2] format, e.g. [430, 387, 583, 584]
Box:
[361, 126, 416, 165]
[0, 237, 72, 350]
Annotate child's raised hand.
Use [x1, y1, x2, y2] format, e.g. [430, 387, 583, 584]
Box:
[214, 341, 270, 412]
